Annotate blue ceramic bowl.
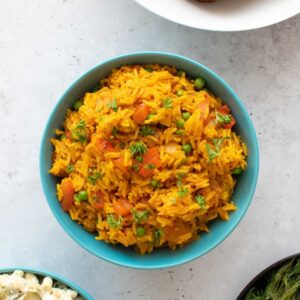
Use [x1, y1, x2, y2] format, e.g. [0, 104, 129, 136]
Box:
[0, 267, 93, 299]
[40, 52, 259, 269]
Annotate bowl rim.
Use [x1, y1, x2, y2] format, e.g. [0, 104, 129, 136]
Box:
[40, 51, 259, 269]
[0, 267, 93, 299]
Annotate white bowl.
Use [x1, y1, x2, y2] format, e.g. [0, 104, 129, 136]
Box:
[134, 0, 300, 31]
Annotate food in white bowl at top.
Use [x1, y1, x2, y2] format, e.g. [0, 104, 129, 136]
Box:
[0, 270, 83, 300]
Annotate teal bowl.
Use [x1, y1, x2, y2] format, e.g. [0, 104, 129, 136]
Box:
[0, 267, 93, 299]
[40, 52, 259, 269]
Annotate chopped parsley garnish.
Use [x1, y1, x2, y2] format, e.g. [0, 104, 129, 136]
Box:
[195, 195, 206, 210]
[71, 119, 88, 144]
[163, 98, 173, 109]
[107, 98, 118, 112]
[107, 214, 123, 229]
[176, 173, 186, 187]
[132, 165, 139, 171]
[216, 111, 232, 125]
[88, 171, 103, 185]
[132, 210, 148, 224]
[111, 127, 119, 136]
[206, 137, 230, 162]
[145, 163, 156, 170]
[154, 228, 163, 245]
[76, 120, 86, 129]
[140, 125, 155, 136]
[130, 141, 148, 157]
[66, 164, 74, 174]
[178, 187, 189, 198]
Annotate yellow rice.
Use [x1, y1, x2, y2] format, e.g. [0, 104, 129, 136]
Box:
[49, 64, 247, 254]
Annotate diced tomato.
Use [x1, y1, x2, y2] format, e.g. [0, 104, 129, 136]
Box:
[66, 131, 71, 140]
[217, 105, 231, 115]
[95, 139, 115, 153]
[223, 117, 236, 129]
[217, 105, 236, 129]
[93, 190, 105, 209]
[114, 157, 129, 175]
[61, 180, 75, 211]
[199, 100, 209, 113]
[132, 103, 150, 124]
[138, 147, 162, 177]
[113, 198, 132, 216]
[143, 147, 159, 164]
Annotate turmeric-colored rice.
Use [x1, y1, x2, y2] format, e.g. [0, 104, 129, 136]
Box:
[49, 64, 247, 254]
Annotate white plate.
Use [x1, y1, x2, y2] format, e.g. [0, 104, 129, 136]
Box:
[134, 0, 300, 31]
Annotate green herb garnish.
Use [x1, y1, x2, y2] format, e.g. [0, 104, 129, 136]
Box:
[132, 165, 139, 171]
[178, 187, 189, 198]
[140, 125, 155, 136]
[71, 120, 88, 144]
[206, 137, 229, 162]
[176, 173, 186, 187]
[163, 98, 173, 109]
[66, 164, 74, 174]
[216, 111, 232, 125]
[107, 98, 118, 112]
[88, 171, 103, 185]
[132, 210, 148, 224]
[130, 141, 148, 157]
[154, 228, 163, 245]
[76, 120, 86, 129]
[107, 214, 123, 229]
[195, 195, 206, 210]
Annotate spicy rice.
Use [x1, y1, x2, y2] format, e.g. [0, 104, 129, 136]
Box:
[49, 64, 247, 254]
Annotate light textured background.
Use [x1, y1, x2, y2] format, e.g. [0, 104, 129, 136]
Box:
[1, 1, 300, 299]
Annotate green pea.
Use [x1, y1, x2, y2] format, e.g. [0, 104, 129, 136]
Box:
[136, 156, 143, 163]
[176, 119, 185, 129]
[75, 190, 88, 202]
[136, 226, 145, 237]
[73, 100, 83, 111]
[147, 113, 156, 119]
[181, 112, 191, 121]
[150, 179, 159, 189]
[176, 90, 184, 97]
[232, 167, 243, 175]
[182, 143, 192, 155]
[194, 77, 205, 91]
[175, 130, 184, 136]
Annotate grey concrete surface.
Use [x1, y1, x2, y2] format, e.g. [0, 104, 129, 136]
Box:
[0, 1, 299, 299]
